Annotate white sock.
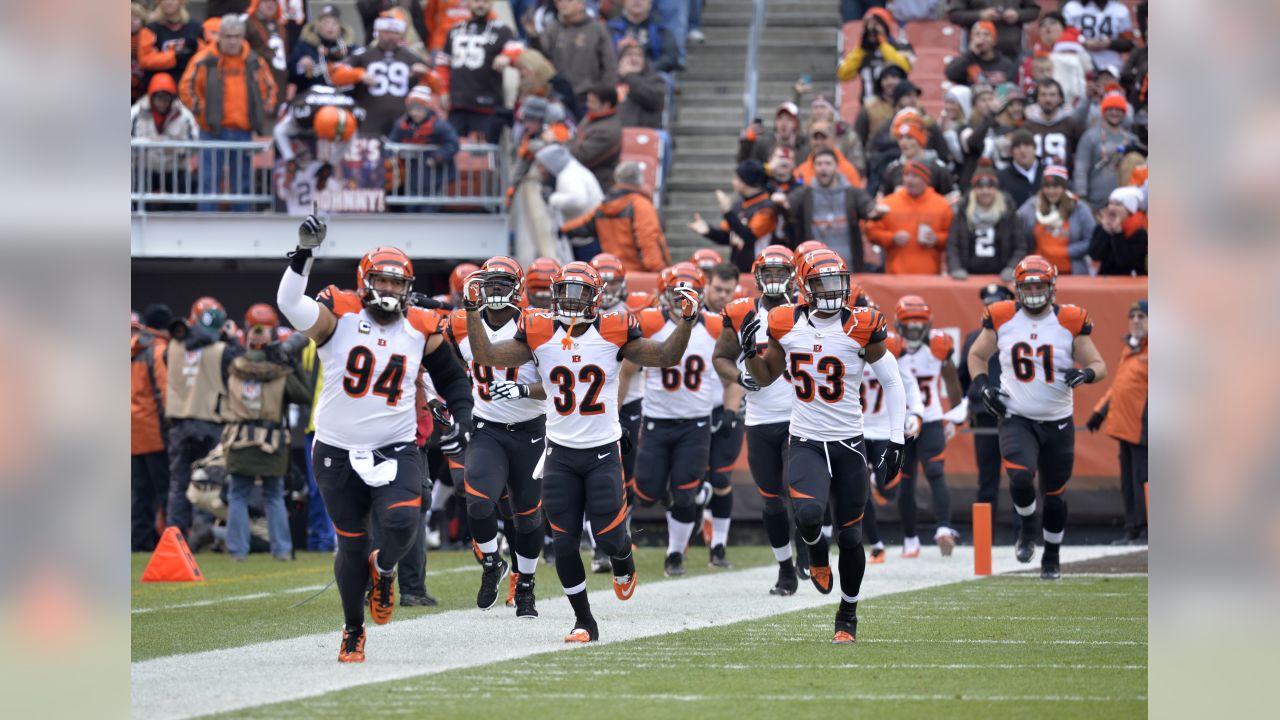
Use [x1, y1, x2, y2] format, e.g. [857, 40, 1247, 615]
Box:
[666, 512, 695, 555]
[873, 541, 885, 550]
[711, 517, 731, 547]
[515, 553, 538, 575]
[821, 524, 833, 540]
[1015, 501, 1037, 517]
[772, 544, 793, 563]
[904, 536, 920, 551]
[475, 537, 499, 555]
[430, 480, 448, 511]
[584, 519, 597, 548]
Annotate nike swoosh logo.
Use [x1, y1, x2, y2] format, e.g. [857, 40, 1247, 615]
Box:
[1058, 422, 1069, 430]
[531, 437, 544, 444]
[597, 452, 611, 459]
[696, 421, 707, 427]
[393, 445, 407, 452]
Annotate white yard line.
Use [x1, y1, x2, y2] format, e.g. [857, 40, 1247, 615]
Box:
[130, 546, 1140, 720]
[131, 566, 475, 615]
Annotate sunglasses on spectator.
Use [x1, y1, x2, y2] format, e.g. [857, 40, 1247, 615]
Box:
[973, 179, 998, 188]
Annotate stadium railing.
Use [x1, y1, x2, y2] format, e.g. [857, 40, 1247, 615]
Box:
[383, 142, 506, 212]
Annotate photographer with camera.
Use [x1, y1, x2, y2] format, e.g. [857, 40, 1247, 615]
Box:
[837, 7, 913, 103]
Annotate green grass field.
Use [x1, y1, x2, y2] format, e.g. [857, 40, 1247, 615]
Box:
[133, 548, 1147, 719]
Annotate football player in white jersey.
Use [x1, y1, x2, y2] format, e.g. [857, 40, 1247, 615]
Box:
[893, 295, 971, 557]
[275, 214, 474, 663]
[699, 262, 745, 569]
[742, 248, 908, 644]
[714, 245, 802, 594]
[464, 261, 700, 643]
[967, 255, 1107, 579]
[446, 256, 548, 618]
[858, 329, 925, 564]
[620, 263, 722, 578]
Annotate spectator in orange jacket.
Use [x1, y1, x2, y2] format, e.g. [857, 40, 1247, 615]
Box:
[795, 120, 864, 189]
[1087, 299, 1147, 544]
[132, 304, 172, 552]
[180, 14, 279, 211]
[866, 160, 955, 274]
[561, 161, 670, 271]
[137, 0, 207, 90]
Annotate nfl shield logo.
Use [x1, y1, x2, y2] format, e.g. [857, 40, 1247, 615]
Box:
[241, 381, 262, 400]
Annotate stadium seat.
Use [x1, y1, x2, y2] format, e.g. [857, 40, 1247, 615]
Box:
[621, 127, 663, 198]
[905, 20, 961, 54]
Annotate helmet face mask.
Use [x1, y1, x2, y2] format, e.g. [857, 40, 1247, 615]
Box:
[600, 273, 626, 308]
[480, 271, 521, 311]
[551, 279, 600, 324]
[805, 272, 849, 311]
[898, 320, 930, 350]
[1013, 255, 1057, 313]
[755, 264, 793, 296]
[1017, 278, 1053, 310]
[363, 270, 411, 313]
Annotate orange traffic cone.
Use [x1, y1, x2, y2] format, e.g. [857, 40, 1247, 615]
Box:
[140, 527, 205, 583]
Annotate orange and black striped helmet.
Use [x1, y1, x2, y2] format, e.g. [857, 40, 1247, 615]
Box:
[449, 262, 480, 299]
[244, 303, 279, 330]
[590, 253, 628, 308]
[690, 248, 723, 271]
[357, 246, 414, 312]
[1013, 254, 1057, 310]
[658, 262, 706, 311]
[624, 290, 658, 311]
[752, 244, 795, 296]
[795, 248, 849, 312]
[551, 261, 604, 323]
[478, 255, 524, 310]
[894, 294, 932, 348]
[525, 257, 562, 308]
[792, 240, 828, 266]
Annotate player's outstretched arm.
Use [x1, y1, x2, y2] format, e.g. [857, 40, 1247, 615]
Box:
[276, 212, 336, 343]
[743, 335, 784, 387]
[620, 288, 700, 368]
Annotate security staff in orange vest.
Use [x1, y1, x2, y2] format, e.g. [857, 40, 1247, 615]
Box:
[1088, 299, 1148, 545]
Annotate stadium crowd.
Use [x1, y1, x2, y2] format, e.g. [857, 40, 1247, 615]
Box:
[132, 1, 1148, 568]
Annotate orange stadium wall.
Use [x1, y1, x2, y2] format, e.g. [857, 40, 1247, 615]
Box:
[629, 273, 1148, 524]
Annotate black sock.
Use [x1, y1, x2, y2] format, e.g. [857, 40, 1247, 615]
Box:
[808, 535, 830, 568]
[335, 538, 371, 629]
[779, 557, 795, 570]
[610, 551, 635, 577]
[839, 599, 858, 616]
[567, 588, 593, 622]
[838, 543, 866, 599]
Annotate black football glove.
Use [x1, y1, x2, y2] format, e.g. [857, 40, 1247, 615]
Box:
[1064, 367, 1096, 388]
[297, 213, 326, 249]
[739, 313, 761, 359]
[1086, 411, 1104, 433]
[737, 370, 761, 391]
[877, 441, 904, 481]
[620, 427, 634, 456]
[969, 374, 1009, 417]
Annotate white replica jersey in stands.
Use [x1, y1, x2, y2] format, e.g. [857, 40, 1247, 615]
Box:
[860, 333, 921, 440]
[767, 303, 889, 441]
[898, 330, 956, 422]
[515, 309, 641, 448]
[636, 308, 721, 420]
[313, 287, 443, 450]
[722, 297, 791, 426]
[1062, 0, 1134, 70]
[606, 301, 645, 405]
[448, 309, 542, 424]
[984, 301, 1093, 422]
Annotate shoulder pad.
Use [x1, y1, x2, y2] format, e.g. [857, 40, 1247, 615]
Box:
[982, 300, 1017, 331]
[845, 307, 888, 347]
[407, 307, 442, 335]
[702, 311, 724, 338]
[637, 307, 666, 338]
[316, 285, 362, 316]
[928, 331, 955, 361]
[722, 297, 756, 332]
[1056, 304, 1093, 336]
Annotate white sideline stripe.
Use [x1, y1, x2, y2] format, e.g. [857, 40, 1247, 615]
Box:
[130, 546, 1139, 720]
[589, 662, 1147, 671]
[131, 566, 475, 615]
[521, 692, 1147, 703]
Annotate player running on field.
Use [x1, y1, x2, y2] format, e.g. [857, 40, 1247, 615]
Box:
[741, 247, 907, 644]
[276, 213, 474, 663]
[447, 256, 548, 618]
[966, 255, 1107, 580]
[714, 245, 802, 594]
[620, 263, 722, 578]
[464, 261, 699, 643]
[893, 295, 971, 557]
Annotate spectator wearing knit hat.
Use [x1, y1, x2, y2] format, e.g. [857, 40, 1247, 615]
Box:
[947, 1, 1043, 62]
[804, 94, 867, 176]
[1088, 186, 1147, 275]
[946, 161, 1023, 279]
[837, 7, 914, 102]
[289, 4, 358, 94]
[131, 73, 200, 210]
[1016, 164, 1095, 276]
[996, 129, 1043, 208]
[944, 21, 1016, 86]
[739, 102, 809, 166]
[387, 86, 460, 199]
[878, 113, 954, 196]
[689, 160, 779, 272]
[865, 84, 948, 195]
[246, 0, 290, 104]
[1074, 92, 1138, 208]
[866, 160, 954, 274]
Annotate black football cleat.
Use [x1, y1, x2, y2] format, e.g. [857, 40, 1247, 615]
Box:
[401, 593, 438, 607]
[833, 608, 858, 644]
[514, 575, 538, 618]
[664, 551, 685, 577]
[709, 544, 731, 568]
[1015, 518, 1038, 563]
[1040, 545, 1061, 580]
[769, 562, 798, 596]
[476, 554, 510, 610]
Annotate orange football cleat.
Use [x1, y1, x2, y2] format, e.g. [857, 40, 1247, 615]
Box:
[868, 547, 886, 564]
[339, 625, 366, 662]
[368, 550, 396, 625]
[506, 571, 518, 608]
[613, 570, 637, 601]
[832, 630, 856, 644]
[810, 564, 833, 594]
[564, 629, 593, 643]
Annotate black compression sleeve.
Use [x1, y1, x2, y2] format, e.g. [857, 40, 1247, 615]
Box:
[423, 343, 474, 429]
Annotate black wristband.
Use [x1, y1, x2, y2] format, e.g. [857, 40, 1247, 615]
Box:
[288, 246, 313, 274]
[1082, 367, 1096, 384]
